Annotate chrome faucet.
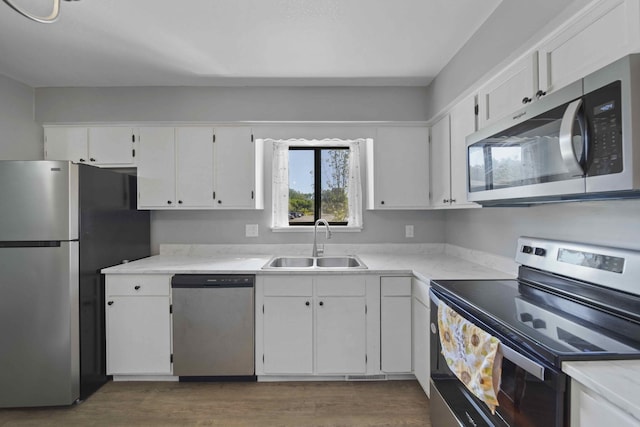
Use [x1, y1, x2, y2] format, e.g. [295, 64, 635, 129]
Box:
[312, 219, 332, 257]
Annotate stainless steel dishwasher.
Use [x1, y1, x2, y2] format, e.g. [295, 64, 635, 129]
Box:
[171, 274, 255, 379]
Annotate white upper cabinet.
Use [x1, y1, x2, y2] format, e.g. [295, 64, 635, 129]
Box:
[137, 127, 177, 208]
[44, 126, 135, 167]
[213, 127, 259, 209]
[477, 52, 539, 129]
[429, 115, 451, 209]
[539, 0, 640, 96]
[430, 96, 479, 209]
[137, 125, 261, 210]
[88, 127, 136, 165]
[449, 96, 479, 209]
[367, 126, 430, 209]
[175, 127, 215, 208]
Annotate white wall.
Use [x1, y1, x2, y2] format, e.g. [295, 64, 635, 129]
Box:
[0, 73, 42, 159]
[446, 200, 640, 258]
[35, 86, 429, 123]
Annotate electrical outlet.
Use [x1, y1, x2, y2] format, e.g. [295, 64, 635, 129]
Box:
[405, 225, 414, 238]
[245, 224, 259, 237]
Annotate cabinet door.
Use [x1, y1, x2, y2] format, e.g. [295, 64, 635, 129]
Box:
[449, 96, 479, 208]
[477, 52, 538, 129]
[570, 379, 639, 427]
[316, 296, 367, 374]
[213, 126, 255, 209]
[263, 296, 313, 374]
[369, 126, 430, 209]
[412, 297, 430, 395]
[105, 296, 171, 375]
[137, 127, 176, 208]
[88, 127, 135, 166]
[175, 127, 215, 207]
[539, 0, 638, 96]
[381, 277, 412, 373]
[429, 115, 451, 208]
[44, 127, 88, 163]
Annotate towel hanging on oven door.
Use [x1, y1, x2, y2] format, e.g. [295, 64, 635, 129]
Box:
[437, 300, 503, 414]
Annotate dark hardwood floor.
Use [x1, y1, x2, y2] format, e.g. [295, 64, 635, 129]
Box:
[0, 380, 430, 426]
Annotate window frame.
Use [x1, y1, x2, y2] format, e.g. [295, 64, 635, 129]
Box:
[288, 146, 349, 226]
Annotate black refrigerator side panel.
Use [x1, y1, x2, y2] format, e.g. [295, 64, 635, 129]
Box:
[77, 165, 150, 400]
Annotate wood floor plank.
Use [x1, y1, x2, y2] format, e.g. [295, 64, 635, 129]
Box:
[0, 380, 431, 426]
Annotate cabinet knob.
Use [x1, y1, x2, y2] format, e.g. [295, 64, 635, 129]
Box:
[450, 199, 456, 203]
[107, 301, 114, 306]
[319, 301, 324, 306]
[536, 90, 547, 99]
[178, 200, 183, 204]
[89, 158, 96, 162]
[305, 301, 310, 306]
[79, 158, 86, 162]
[134, 285, 141, 290]
[218, 200, 222, 204]
[443, 199, 449, 204]
[167, 200, 172, 205]
[522, 97, 532, 104]
[380, 201, 385, 205]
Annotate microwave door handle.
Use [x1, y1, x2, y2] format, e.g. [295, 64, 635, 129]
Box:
[559, 98, 586, 177]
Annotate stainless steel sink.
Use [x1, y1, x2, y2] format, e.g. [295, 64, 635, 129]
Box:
[266, 257, 314, 268]
[263, 255, 367, 269]
[315, 256, 363, 268]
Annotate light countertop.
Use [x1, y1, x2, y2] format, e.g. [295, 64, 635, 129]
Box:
[101, 244, 516, 282]
[563, 360, 640, 423]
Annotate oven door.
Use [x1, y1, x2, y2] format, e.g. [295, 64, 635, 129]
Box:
[429, 290, 567, 427]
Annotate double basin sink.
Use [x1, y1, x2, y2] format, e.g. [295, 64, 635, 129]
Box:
[263, 255, 367, 269]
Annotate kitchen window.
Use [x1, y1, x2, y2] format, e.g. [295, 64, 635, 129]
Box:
[270, 139, 364, 230]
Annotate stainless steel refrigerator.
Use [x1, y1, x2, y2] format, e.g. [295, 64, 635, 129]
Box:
[0, 161, 150, 408]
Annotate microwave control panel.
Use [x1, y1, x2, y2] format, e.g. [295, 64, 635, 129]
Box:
[585, 80, 623, 176]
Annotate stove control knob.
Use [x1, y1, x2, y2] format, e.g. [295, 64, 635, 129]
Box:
[522, 245, 533, 254]
[534, 247, 546, 256]
[533, 319, 547, 329]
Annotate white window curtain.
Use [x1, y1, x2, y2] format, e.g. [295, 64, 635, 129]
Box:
[268, 138, 364, 229]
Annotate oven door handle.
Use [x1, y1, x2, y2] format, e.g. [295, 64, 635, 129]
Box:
[430, 290, 546, 381]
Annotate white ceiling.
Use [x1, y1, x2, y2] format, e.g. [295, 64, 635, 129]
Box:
[0, 0, 502, 87]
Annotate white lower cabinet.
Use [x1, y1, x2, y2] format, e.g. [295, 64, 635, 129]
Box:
[380, 276, 412, 373]
[570, 379, 640, 427]
[105, 275, 172, 376]
[257, 274, 375, 377]
[412, 277, 431, 396]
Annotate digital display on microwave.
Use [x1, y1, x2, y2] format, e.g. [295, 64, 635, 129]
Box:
[593, 101, 615, 115]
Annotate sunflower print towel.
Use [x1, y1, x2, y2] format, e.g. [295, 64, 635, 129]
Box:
[437, 300, 503, 414]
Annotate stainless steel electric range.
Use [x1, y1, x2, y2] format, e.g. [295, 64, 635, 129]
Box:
[429, 237, 640, 427]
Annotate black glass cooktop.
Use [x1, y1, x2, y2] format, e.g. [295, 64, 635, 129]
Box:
[430, 272, 640, 367]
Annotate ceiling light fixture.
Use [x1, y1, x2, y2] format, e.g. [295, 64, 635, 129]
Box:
[2, 0, 78, 24]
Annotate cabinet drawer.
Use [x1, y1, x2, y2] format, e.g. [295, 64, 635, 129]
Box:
[381, 276, 412, 296]
[106, 275, 171, 296]
[315, 276, 366, 296]
[263, 276, 313, 296]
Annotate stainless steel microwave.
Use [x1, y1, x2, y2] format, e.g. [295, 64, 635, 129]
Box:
[466, 54, 640, 206]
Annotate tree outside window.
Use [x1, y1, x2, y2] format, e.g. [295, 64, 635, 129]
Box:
[288, 147, 349, 225]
